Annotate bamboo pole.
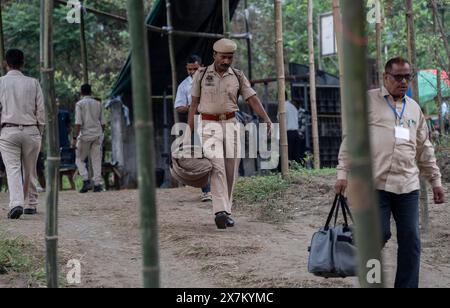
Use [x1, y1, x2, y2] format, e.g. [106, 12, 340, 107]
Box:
[430, 0, 450, 75]
[244, 0, 252, 81]
[340, 0, 384, 288]
[0, 0, 5, 76]
[434, 9, 444, 135]
[223, 0, 230, 38]
[375, 0, 383, 89]
[406, 0, 430, 232]
[332, 0, 347, 134]
[41, 0, 60, 288]
[80, 0, 89, 84]
[274, 0, 289, 178]
[126, 0, 159, 288]
[308, 0, 320, 169]
[165, 0, 179, 124]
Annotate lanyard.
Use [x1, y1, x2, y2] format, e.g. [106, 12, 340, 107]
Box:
[384, 97, 406, 126]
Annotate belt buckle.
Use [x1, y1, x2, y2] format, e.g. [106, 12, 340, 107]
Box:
[219, 114, 227, 121]
[18, 125, 24, 130]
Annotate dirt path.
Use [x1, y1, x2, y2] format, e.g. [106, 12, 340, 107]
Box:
[0, 177, 449, 288]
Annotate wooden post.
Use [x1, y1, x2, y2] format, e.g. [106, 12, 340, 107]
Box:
[340, 0, 384, 288]
[126, 0, 159, 288]
[332, 0, 347, 134]
[41, 0, 60, 288]
[0, 0, 5, 76]
[80, 0, 89, 84]
[222, 0, 230, 38]
[244, 0, 252, 81]
[165, 0, 179, 124]
[274, 0, 289, 178]
[375, 0, 383, 89]
[308, 0, 320, 169]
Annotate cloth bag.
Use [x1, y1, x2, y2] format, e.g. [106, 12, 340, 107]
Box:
[308, 194, 357, 278]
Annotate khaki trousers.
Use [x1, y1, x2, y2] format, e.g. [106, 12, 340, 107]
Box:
[202, 118, 241, 215]
[0, 126, 42, 209]
[76, 135, 103, 185]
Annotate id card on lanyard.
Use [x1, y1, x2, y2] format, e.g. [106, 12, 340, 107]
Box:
[384, 97, 410, 141]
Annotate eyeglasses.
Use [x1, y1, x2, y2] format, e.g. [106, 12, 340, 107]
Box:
[387, 73, 415, 82]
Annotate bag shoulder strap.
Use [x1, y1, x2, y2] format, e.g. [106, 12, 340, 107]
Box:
[325, 194, 339, 230]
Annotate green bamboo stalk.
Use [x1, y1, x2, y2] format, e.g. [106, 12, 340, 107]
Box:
[41, 0, 60, 288]
[165, 0, 179, 124]
[0, 0, 6, 76]
[80, 0, 89, 84]
[274, 0, 289, 178]
[375, 0, 383, 89]
[222, 0, 230, 38]
[406, 0, 430, 231]
[340, 0, 384, 288]
[126, 0, 159, 288]
[308, 0, 320, 169]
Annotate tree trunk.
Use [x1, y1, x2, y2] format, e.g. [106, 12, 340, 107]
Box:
[340, 0, 384, 288]
[165, 0, 179, 124]
[274, 0, 289, 178]
[308, 0, 320, 169]
[430, 0, 450, 74]
[80, 0, 89, 84]
[41, 0, 60, 288]
[126, 0, 159, 288]
[222, 0, 230, 38]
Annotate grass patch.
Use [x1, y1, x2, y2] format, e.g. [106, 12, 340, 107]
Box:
[234, 163, 336, 223]
[0, 233, 46, 287]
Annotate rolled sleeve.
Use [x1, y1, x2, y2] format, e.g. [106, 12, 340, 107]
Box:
[191, 70, 202, 98]
[337, 135, 349, 180]
[75, 103, 82, 125]
[239, 73, 256, 101]
[416, 114, 442, 188]
[35, 80, 46, 126]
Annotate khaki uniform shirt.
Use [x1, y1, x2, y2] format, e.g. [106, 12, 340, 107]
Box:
[0, 70, 45, 127]
[191, 64, 256, 114]
[75, 96, 105, 140]
[337, 87, 442, 194]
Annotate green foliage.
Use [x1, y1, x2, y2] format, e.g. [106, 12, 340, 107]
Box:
[0, 235, 33, 274]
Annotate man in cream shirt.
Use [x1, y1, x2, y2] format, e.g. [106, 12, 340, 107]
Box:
[73, 84, 105, 193]
[336, 57, 445, 288]
[0, 49, 45, 219]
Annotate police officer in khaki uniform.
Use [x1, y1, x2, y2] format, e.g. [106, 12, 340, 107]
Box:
[0, 49, 45, 219]
[73, 84, 105, 193]
[188, 39, 272, 229]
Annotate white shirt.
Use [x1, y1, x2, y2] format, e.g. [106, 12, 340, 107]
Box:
[285, 101, 299, 131]
[174, 76, 193, 109]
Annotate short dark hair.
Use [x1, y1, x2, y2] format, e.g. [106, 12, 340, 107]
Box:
[81, 84, 92, 96]
[5, 49, 24, 69]
[186, 54, 202, 65]
[385, 57, 411, 73]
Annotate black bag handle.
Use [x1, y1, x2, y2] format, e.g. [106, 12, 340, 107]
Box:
[324, 194, 339, 230]
[339, 195, 354, 224]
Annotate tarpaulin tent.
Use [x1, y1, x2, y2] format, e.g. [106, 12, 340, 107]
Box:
[110, 0, 240, 103]
[418, 70, 450, 113]
[108, 0, 241, 187]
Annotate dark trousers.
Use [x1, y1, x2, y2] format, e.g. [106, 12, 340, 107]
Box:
[378, 190, 421, 288]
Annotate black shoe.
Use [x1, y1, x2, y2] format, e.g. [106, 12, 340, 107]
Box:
[215, 212, 228, 229]
[24, 208, 37, 215]
[226, 216, 235, 228]
[79, 180, 91, 193]
[93, 185, 103, 193]
[7, 206, 23, 219]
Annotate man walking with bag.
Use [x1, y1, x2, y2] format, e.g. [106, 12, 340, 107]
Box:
[335, 57, 445, 288]
[0, 49, 45, 219]
[187, 39, 272, 229]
